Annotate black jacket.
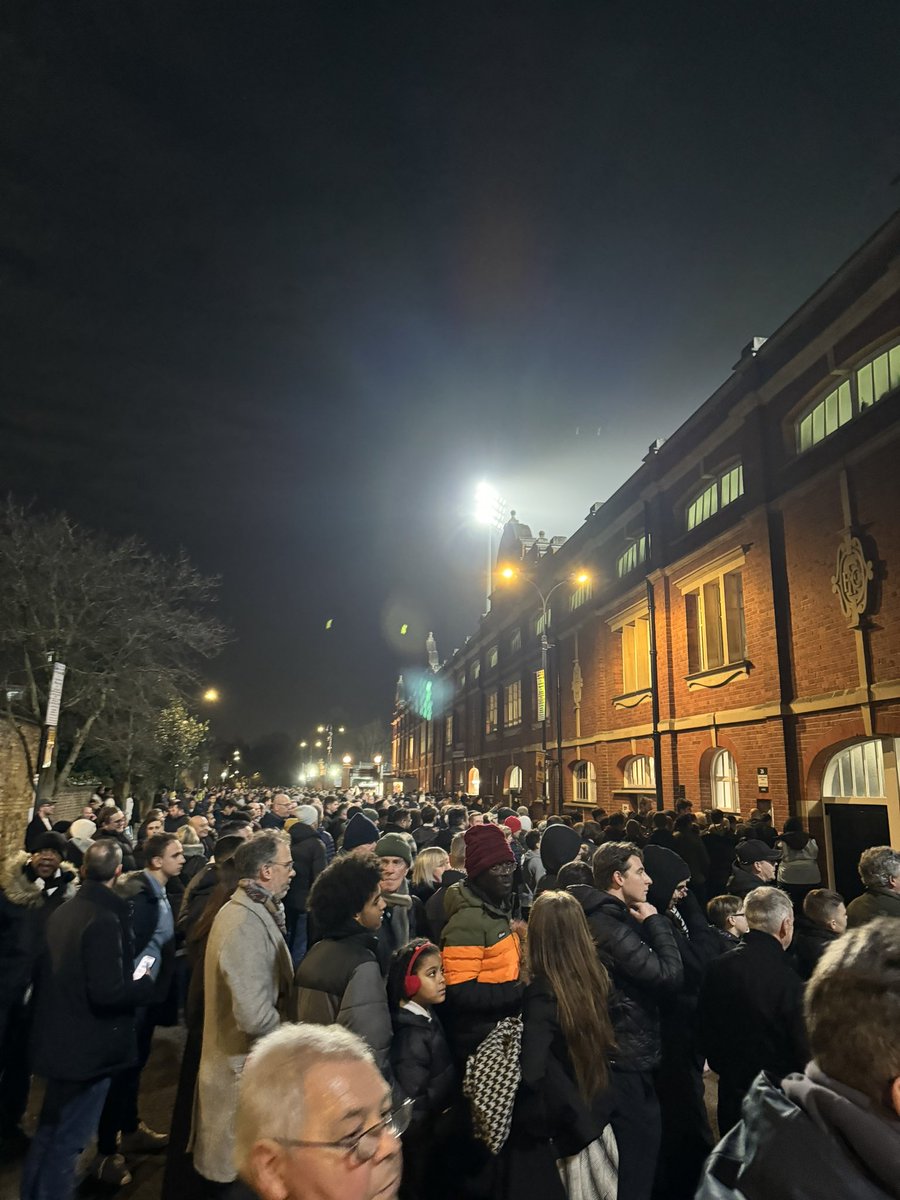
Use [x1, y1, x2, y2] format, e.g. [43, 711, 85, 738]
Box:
[702, 829, 737, 894]
[390, 1005, 456, 1127]
[32, 880, 160, 1080]
[516, 979, 613, 1156]
[424, 869, 465, 944]
[725, 863, 774, 899]
[165, 846, 207, 918]
[696, 1072, 896, 1200]
[285, 823, 327, 913]
[24, 814, 52, 852]
[0, 853, 78, 1011]
[698, 930, 807, 1096]
[412, 825, 438, 849]
[568, 884, 683, 1072]
[789, 916, 840, 981]
[93, 828, 137, 872]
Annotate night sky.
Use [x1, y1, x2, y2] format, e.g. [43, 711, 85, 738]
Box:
[3, 2, 899, 745]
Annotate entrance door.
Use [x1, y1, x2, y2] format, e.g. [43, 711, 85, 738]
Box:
[826, 803, 890, 902]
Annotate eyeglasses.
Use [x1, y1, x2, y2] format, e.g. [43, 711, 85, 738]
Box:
[269, 858, 294, 869]
[272, 1098, 413, 1164]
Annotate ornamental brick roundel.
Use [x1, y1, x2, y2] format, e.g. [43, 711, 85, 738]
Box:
[831, 532, 873, 626]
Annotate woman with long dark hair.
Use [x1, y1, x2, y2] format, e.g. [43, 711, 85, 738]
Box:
[505, 890, 618, 1200]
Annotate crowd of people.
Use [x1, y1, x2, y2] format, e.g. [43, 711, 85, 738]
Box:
[2, 786, 899, 1200]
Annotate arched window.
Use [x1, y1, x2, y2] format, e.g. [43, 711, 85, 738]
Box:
[711, 749, 739, 812]
[686, 463, 744, 530]
[572, 760, 597, 805]
[467, 767, 481, 797]
[823, 740, 885, 798]
[504, 765, 523, 795]
[623, 755, 655, 790]
[795, 336, 900, 453]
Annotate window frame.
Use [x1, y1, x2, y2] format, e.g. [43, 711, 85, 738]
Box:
[572, 759, 597, 805]
[485, 690, 499, 735]
[711, 748, 740, 812]
[795, 336, 900, 454]
[503, 679, 522, 729]
[616, 534, 648, 579]
[685, 462, 744, 532]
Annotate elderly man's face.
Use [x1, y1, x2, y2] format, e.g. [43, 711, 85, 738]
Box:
[252, 1058, 401, 1200]
[191, 816, 211, 838]
[272, 795, 294, 819]
[379, 857, 407, 895]
[31, 849, 62, 880]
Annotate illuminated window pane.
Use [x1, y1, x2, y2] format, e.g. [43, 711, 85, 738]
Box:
[858, 365, 874, 410]
[874, 352, 891, 402]
[890, 345, 900, 389]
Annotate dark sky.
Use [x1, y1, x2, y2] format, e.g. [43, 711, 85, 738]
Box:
[3, 1, 899, 745]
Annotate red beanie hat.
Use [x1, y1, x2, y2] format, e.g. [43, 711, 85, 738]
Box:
[464, 824, 515, 879]
[503, 815, 522, 834]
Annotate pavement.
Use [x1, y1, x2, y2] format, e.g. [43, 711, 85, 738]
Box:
[0, 1026, 185, 1200]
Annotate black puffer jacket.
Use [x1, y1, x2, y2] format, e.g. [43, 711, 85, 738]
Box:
[285, 823, 327, 915]
[568, 884, 683, 1072]
[390, 1006, 456, 1127]
[294, 921, 392, 1076]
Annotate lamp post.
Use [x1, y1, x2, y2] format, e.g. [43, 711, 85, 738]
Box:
[474, 482, 507, 615]
[314, 723, 346, 766]
[500, 567, 590, 812]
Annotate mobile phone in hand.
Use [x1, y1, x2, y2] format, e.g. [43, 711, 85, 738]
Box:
[133, 954, 156, 981]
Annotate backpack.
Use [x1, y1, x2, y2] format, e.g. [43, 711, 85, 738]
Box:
[462, 1015, 523, 1154]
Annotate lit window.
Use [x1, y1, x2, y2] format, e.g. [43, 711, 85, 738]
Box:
[685, 570, 746, 673]
[444, 716, 453, 747]
[407, 735, 415, 761]
[457, 670, 466, 690]
[620, 612, 651, 694]
[504, 680, 522, 728]
[569, 579, 594, 610]
[488, 645, 498, 669]
[472, 659, 481, 681]
[623, 755, 655, 789]
[686, 464, 744, 531]
[796, 338, 900, 452]
[823, 740, 885, 798]
[467, 767, 481, 796]
[510, 628, 522, 653]
[505, 765, 523, 794]
[573, 760, 597, 804]
[711, 749, 739, 811]
[485, 691, 499, 734]
[616, 534, 648, 579]
[535, 608, 552, 636]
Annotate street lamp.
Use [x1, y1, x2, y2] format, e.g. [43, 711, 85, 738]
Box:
[310, 723, 346, 766]
[202, 687, 220, 703]
[499, 567, 591, 811]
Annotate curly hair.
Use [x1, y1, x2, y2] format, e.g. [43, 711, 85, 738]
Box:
[308, 854, 383, 931]
[386, 938, 441, 1009]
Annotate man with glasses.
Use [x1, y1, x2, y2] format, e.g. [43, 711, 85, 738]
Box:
[440, 823, 524, 1064]
[192, 831, 295, 1189]
[234, 1024, 405, 1200]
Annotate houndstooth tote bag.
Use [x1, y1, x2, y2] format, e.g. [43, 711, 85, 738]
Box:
[462, 1015, 523, 1155]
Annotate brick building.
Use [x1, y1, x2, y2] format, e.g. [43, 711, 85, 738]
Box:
[392, 211, 900, 899]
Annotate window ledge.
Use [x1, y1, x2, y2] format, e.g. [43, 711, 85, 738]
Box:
[685, 661, 751, 690]
[612, 688, 652, 710]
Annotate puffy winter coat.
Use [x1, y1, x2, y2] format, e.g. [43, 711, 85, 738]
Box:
[390, 1005, 456, 1126]
[440, 880, 522, 1060]
[294, 920, 392, 1076]
[568, 884, 683, 1072]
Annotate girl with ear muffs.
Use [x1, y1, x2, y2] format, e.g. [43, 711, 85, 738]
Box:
[388, 938, 458, 1198]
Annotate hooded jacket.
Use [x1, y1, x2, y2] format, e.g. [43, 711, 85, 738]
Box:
[294, 919, 392, 1076]
[846, 886, 900, 927]
[440, 879, 522, 1059]
[390, 1005, 456, 1128]
[568, 883, 683, 1072]
[535, 825, 582, 895]
[775, 832, 821, 885]
[0, 851, 78, 1011]
[696, 1068, 898, 1200]
[285, 821, 327, 912]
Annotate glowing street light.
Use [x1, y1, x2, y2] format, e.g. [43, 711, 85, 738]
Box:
[342, 753, 352, 766]
[373, 754, 383, 765]
[473, 482, 508, 615]
[202, 687, 220, 703]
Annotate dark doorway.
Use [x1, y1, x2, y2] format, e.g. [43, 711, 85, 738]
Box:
[826, 803, 890, 901]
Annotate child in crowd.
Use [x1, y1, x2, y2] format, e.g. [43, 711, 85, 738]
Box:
[506, 890, 618, 1200]
[388, 938, 457, 1199]
[706, 893, 749, 945]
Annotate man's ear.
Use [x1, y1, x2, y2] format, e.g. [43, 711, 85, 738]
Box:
[248, 1140, 290, 1200]
[890, 1077, 900, 1118]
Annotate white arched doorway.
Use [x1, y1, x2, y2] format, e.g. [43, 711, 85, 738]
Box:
[819, 738, 900, 900]
[710, 749, 740, 812]
[503, 765, 523, 796]
[467, 767, 481, 797]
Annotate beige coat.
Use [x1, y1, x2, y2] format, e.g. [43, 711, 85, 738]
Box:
[191, 887, 294, 1182]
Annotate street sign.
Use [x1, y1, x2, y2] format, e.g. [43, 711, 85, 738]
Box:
[757, 767, 769, 794]
[44, 662, 66, 728]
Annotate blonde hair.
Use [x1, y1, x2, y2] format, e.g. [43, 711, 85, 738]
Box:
[177, 824, 200, 846]
[412, 846, 449, 887]
[527, 891, 615, 1099]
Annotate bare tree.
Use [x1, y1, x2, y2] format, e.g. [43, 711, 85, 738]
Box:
[0, 499, 227, 794]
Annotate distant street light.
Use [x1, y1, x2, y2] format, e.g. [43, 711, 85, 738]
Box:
[342, 753, 352, 766]
[499, 567, 592, 810]
[202, 688, 220, 703]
